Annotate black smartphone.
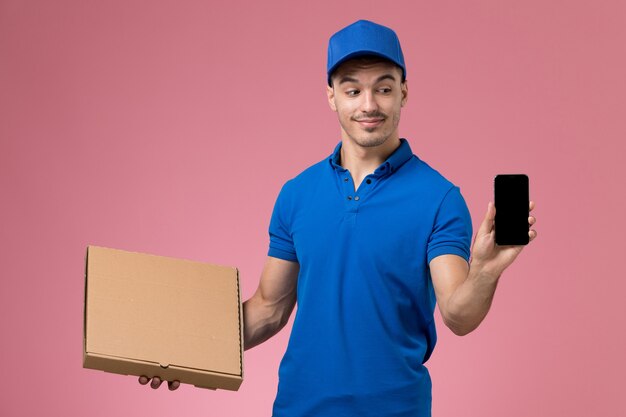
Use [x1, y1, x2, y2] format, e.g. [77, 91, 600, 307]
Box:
[494, 174, 529, 245]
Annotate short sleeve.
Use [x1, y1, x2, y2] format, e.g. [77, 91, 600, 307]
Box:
[268, 183, 298, 262]
[427, 186, 473, 264]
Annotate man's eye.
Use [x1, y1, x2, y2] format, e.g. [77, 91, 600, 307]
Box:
[346, 90, 360, 96]
[378, 87, 392, 94]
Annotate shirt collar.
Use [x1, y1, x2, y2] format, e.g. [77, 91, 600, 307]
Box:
[328, 138, 414, 176]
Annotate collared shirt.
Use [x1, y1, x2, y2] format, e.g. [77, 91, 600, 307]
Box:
[268, 138, 472, 417]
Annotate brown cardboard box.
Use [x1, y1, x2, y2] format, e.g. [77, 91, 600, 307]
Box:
[83, 246, 244, 390]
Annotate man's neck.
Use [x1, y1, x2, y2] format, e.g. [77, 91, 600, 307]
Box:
[339, 136, 401, 190]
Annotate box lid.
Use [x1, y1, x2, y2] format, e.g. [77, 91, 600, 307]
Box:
[84, 246, 242, 379]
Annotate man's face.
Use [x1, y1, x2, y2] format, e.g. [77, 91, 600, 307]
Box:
[327, 59, 408, 148]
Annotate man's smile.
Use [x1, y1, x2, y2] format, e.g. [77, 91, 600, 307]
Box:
[354, 116, 386, 129]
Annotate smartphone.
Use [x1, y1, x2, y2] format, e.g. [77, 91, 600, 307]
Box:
[494, 174, 529, 245]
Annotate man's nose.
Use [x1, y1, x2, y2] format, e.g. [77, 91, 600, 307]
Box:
[360, 91, 378, 113]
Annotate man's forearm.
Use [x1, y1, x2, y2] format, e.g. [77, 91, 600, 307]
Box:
[442, 264, 500, 336]
[242, 293, 294, 350]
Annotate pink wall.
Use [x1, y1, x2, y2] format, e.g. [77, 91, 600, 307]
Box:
[1, 0, 625, 415]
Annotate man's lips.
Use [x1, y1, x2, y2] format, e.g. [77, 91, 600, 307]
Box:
[355, 118, 385, 128]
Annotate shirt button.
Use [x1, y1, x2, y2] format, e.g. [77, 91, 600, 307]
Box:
[354, 196, 360, 201]
[366, 179, 372, 184]
[347, 196, 352, 200]
[344, 178, 349, 182]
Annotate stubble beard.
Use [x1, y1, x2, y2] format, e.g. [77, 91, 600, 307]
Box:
[344, 111, 401, 148]
[351, 133, 389, 148]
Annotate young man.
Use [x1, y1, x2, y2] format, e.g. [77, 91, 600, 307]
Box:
[141, 20, 537, 417]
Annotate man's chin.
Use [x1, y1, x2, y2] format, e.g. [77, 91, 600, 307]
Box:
[354, 136, 389, 148]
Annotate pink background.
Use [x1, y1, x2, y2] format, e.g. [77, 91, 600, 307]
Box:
[1, 0, 625, 415]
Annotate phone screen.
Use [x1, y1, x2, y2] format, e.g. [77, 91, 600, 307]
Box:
[494, 174, 529, 245]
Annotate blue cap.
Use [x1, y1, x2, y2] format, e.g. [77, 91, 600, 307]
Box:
[327, 20, 406, 86]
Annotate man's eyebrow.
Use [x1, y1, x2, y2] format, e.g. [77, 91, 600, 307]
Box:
[338, 76, 359, 85]
[376, 74, 397, 83]
[337, 73, 397, 85]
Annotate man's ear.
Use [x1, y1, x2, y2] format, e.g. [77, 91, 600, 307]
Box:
[401, 79, 408, 108]
[326, 84, 337, 112]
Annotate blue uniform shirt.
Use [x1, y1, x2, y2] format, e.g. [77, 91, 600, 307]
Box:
[268, 139, 472, 417]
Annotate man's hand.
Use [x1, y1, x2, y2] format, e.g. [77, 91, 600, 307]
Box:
[138, 375, 180, 391]
[470, 201, 537, 280]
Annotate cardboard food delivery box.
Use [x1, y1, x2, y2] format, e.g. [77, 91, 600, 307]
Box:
[83, 245, 244, 391]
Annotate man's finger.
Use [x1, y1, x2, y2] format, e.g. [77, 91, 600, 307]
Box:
[150, 376, 163, 389]
[138, 376, 149, 385]
[477, 202, 495, 235]
[529, 200, 535, 211]
[168, 380, 181, 391]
